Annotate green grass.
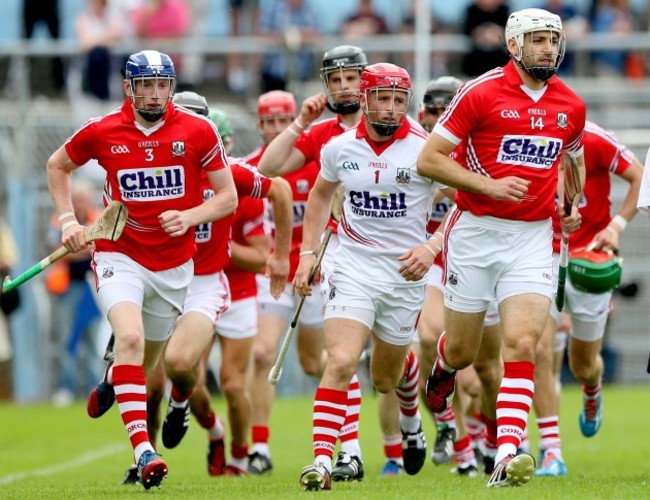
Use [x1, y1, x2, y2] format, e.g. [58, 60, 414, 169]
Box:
[0, 386, 649, 498]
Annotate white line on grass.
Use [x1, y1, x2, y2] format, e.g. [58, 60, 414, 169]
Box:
[0, 443, 127, 486]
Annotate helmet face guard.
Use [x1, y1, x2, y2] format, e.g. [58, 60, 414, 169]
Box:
[320, 45, 367, 115]
[125, 50, 176, 122]
[505, 9, 565, 82]
[360, 63, 412, 137]
[568, 249, 622, 294]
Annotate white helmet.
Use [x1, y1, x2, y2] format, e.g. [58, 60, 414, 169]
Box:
[505, 8, 565, 81]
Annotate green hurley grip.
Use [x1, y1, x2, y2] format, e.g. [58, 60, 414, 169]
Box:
[1, 246, 69, 294]
[2, 258, 51, 293]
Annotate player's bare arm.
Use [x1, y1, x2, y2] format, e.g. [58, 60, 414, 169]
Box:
[292, 175, 338, 297]
[264, 176, 293, 298]
[46, 145, 87, 253]
[160, 168, 238, 238]
[230, 235, 270, 273]
[590, 155, 643, 251]
[418, 132, 530, 202]
[257, 93, 326, 177]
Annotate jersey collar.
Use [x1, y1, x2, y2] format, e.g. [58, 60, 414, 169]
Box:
[356, 116, 411, 155]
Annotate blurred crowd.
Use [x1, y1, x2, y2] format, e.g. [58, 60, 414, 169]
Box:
[13, 0, 650, 102]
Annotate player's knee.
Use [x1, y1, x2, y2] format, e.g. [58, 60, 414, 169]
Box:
[474, 358, 501, 389]
[221, 375, 245, 403]
[325, 354, 357, 386]
[253, 343, 274, 371]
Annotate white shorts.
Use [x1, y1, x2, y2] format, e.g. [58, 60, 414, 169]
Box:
[484, 301, 500, 327]
[183, 271, 231, 323]
[93, 251, 192, 342]
[215, 297, 257, 340]
[257, 274, 324, 327]
[425, 263, 444, 294]
[319, 233, 340, 303]
[324, 270, 426, 346]
[444, 210, 553, 313]
[549, 253, 611, 342]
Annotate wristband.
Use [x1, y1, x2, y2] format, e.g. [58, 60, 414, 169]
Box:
[58, 211, 75, 222]
[294, 118, 305, 130]
[610, 215, 627, 232]
[299, 250, 317, 257]
[287, 126, 300, 137]
[433, 231, 444, 240]
[61, 220, 79, 232]
[422, 243, 441, 256]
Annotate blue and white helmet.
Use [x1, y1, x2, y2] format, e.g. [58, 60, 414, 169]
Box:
[124, 50, 176, 122]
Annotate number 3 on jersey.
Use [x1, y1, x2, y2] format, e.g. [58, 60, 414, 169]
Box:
[145, 148, 154, 161]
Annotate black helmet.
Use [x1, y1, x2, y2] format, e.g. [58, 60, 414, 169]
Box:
[319, 45, 368, 115]
[422, 76, 463, 109]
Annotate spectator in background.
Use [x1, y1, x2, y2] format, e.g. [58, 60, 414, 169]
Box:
[591, 0, 640, 77]
[227, 0, 259, 94]
[46, 181, 104, 406]
[75, 0, 124, 101]
[340, 0, 390, 38]
[257, 0, 321, 92]
[400, 0, 449, 76]
[131, 0, 190, 75]
[461, 0, 510, 77]
[21, 0, 65, 94]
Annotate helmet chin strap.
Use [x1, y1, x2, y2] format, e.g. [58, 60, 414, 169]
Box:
[369, 122, 399, 137]
[326, 100, 360, 115]
[137, 108, 166, 122]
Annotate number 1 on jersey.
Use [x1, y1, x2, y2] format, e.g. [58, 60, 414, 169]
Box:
[374, 170, 380, 184]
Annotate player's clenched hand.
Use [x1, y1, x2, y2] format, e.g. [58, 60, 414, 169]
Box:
[159, 210, 192, 237]
[587, 226, 619, 253]
[398, 245, 436, 282]
[299, 93, 327, 127]
[265, 252, 289, 299]
[291, 254, 317, 298]
[558, 204, 581, 235]
[486, 176, 531, 202]
[62, 223, 88, 253]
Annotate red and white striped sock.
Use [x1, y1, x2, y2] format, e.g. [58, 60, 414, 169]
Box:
[436, 331, 456, 372]
[383, 433, 403, 466]
[251, 425, 270, 457]
[170, 384, 191, 407]
[197, 410, 225, 441]
[229, 442, 249, 471]
[113, 364, 154, 462]
[537, 416, 561, 455]
[466, 413, 485, 449]
[313, 387, 348, 472]
[481, 413, 498, 452]
[339, 374, 362, 458]
[495, 361, 534, 463]
[435, 406, 456, 429]
[453, 435, 477, 467]
[583, 380, 601, 400]
[396, 349, 421, 433]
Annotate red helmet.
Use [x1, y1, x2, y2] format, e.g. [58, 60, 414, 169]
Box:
[257, 90, 297, 118]
[359, 63, 411, 94]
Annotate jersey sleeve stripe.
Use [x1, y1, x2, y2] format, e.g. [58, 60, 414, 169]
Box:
[466, 136, 491, 177]
[438, 68, 503, 128]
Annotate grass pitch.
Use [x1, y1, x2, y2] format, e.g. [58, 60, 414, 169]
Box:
[0, 385, 649, 498]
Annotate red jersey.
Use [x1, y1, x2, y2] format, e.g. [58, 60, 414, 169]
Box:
[435, 61, 586, 221]
[294, 114, 352, 166]
[223, 197, 267, 301]
[246, 146, 319, 282]
[552, 120, 635, 253]
[65, 100, 229, 271]
[194, 160, 272, 275]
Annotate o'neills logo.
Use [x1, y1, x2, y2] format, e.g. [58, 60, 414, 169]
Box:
[118, 166, 185, 200]
[498, 135, 563, 169]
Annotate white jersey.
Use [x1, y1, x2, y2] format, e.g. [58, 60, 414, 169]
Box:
[320, 115, 432, 285]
